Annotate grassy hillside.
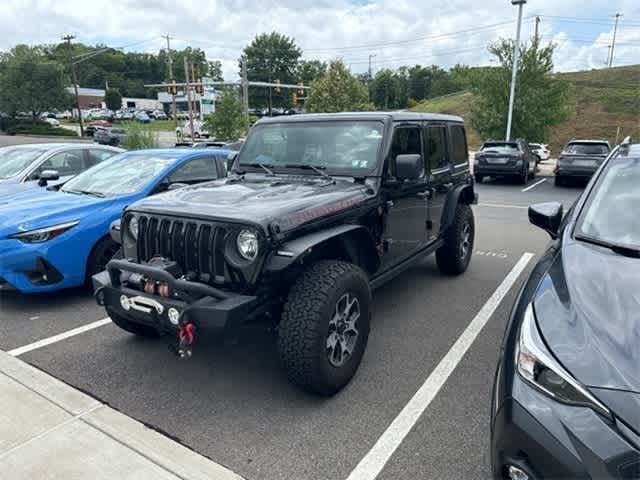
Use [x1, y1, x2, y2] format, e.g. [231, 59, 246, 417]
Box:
[410, 65, 640, 153]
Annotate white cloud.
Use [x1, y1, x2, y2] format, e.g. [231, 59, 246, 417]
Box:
[2, 0, 639, 80]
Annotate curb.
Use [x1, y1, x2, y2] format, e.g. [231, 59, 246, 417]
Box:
[0, 350, 244, 480]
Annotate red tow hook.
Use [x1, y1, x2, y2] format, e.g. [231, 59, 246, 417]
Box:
[176, 322, 196, 360]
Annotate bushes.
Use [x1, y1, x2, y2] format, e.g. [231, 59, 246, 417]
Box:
[0, 118, 77, 137]
[120, 121, 158, 150]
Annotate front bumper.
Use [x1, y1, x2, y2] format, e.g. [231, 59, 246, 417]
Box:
[93, 259, 257, 335]
[491, 375, 640, 479]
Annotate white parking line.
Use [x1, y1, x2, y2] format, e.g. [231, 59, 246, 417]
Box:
[521, 178, 546, 192]
[478, 203, 528, 210]
[8, 318, 112, 357]
[346, 252, 535, 480]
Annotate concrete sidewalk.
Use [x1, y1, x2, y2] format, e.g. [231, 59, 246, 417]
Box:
[0, 350, 244, 480]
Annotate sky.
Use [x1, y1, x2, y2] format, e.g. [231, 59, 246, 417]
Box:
[2, 0, 639, 80]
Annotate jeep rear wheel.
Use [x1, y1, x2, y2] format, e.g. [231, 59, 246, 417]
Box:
[436, 204, 475, 275]
[278, 260, 371, 396]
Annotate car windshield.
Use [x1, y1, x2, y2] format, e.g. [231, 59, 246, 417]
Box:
[237, 121, 384, 174]
[0, 147, 46, 179]
[481, 143, 519, 153]
[61, 153, 178, 197]
[565, 143, 609, 155]
[528, 144, 541, 149]
[576, 157, 640, 249]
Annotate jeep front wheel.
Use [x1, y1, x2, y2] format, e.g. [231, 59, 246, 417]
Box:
[278, 261, 371, 396]
[436, 204, 475, 275]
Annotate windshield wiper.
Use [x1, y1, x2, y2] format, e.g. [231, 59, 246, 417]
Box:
[575, 234, 640, 258]
[239, 163, 276, 176]
[63, 189, 106, 198]
[284, 164, 334, 182]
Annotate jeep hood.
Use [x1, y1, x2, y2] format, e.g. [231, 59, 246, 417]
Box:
[0, 189, 113, 238]
[533, 239, 640, 394]
[128, 176, 371, 232]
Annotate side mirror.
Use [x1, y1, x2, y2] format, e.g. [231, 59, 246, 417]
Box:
[109, 219, 122, 245]
[38, 169, 60, 186]
[529, 202, 563, 239]
[395, 154, 423, 181]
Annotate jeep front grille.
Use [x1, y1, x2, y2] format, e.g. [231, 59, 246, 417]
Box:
[136, 215, 232, 285]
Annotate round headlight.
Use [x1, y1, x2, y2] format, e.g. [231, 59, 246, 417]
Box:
[236, 229, 258, 261]
[128, 216, 139, 240]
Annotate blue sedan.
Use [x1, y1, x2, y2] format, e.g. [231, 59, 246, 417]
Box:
[0, 148, 229, 293]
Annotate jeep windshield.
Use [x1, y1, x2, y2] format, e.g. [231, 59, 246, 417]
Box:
[237, 121, 384, 175]
[61, 153, 178, 197]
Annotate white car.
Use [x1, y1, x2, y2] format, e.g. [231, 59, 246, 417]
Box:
[176, 120, 210, 139]
[43, 117, 60, 127]
[528, 143, 551, 161]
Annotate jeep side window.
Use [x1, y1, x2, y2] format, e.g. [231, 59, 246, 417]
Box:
[449, 125, 468, 166]
[425, 126, 448, 171]
[388, 126, 423, 178]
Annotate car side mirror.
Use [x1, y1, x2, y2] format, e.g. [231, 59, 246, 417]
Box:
[529, 202, 563, 239]
[395, 154, 423, 181]
[38, 169, 60, 186]
[109, 219, 122, 245]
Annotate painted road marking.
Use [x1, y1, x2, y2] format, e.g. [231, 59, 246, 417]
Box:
[522, 178, 546, 192]
[478, 203, 528, 210]
[475, 250, 509, 258]
[8, 318, 112, 357]
[346, 252, 535, 480]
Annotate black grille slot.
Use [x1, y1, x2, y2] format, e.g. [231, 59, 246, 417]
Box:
[136, 215, 233, 285]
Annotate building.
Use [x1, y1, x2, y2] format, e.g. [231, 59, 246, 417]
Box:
[65, 87, 162, 111]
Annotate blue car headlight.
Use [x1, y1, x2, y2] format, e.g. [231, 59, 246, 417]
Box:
[516, 304, 612, 419]
[9, 221, 79, 244]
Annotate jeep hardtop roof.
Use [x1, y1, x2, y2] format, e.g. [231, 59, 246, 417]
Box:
[256, 112, 464, 124]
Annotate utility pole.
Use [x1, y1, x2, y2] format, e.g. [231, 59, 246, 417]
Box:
[241, 57, 249, 127]
[606, 45, 612, 66]
[368, 54, 376, 81]
[184, 58, 195, 142]
[534, 16, 540, 43]
[62, 35, 84, 137]
[191, 62, 199, 121]
[506, 0, 526, 142]
[609, 13, 622, 68]
[162, 34, 177, 127]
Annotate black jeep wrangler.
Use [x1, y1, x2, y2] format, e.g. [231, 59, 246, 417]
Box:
[93, 112, 477, 395]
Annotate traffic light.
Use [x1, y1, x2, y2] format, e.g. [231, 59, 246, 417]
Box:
[195, 79, 204, 95]
[291, 92, 298, 106]
[274, 79, 281, 93]
[297, 82, 305, 96]
[167, 79, 178, 95]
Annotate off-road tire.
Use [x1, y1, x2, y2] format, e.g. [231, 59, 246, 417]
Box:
[436, 203, 475, 275]
[518, 165, 529, 185]
[278, 260, 371, 396]
[107, 307, 159, 337]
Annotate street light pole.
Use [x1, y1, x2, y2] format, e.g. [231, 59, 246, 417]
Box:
[505, 0, 526, 141]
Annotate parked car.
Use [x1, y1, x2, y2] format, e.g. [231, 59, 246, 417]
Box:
[85, 120, 113, 137]
[528, 143, 550, 161]
[150, 110, 168, 120]
[134, 111, 151, 123]
[474, 139, 537, 184]
[491, 137, 640, 480]
[94, 127, 128, 146]
[43, 117, 60, 127]
[93, 112, 477, 395]
[0, 144, 123, 198]
[176, 120, 209, 139]
[0, 148, 230, 293]
[555, 139, 611, 186]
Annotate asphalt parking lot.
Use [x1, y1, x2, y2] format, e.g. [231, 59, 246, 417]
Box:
[0, 174, 584, 480]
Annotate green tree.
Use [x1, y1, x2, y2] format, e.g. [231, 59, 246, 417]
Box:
[370, 69, 405, 110]
[471, 38, 570, 142]
[0, 45, 71, 119]
[203, 88, 246, 141]
[305, 60, 371, 113]
[104, 88, 122, 111]
[297, 60, 327, 86]
[239, 32, 302, 109]
[208, 60, 223, 81]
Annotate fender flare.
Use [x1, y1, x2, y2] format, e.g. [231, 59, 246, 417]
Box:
[266, 224, 380, 274]
[441, 183, 477, 234]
